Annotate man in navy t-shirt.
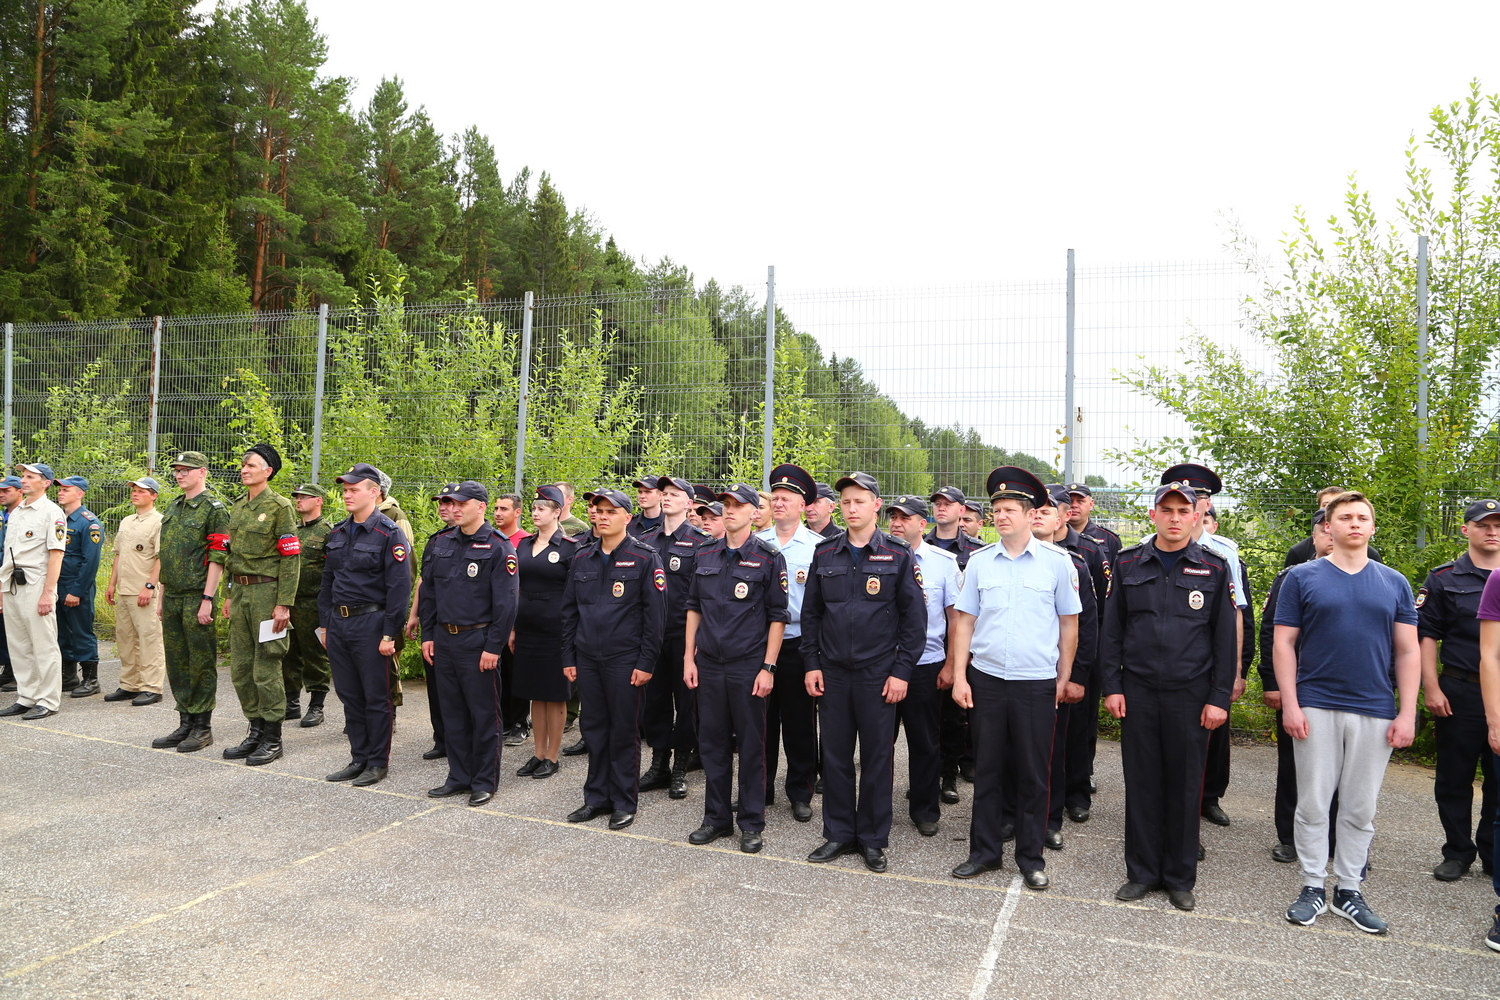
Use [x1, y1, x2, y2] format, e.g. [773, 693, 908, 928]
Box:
[1273, 491, 1419, 935]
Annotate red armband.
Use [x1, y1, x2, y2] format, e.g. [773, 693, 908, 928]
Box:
[207, 533, 229, 552]
[277, 534, 301, 556]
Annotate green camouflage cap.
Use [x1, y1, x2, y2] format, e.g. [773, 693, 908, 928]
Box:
[292, 483, 328, 499]
[170, 451, 209, 469]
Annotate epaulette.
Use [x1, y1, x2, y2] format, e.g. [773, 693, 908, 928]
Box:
[923, 543, 958, 562]
[1429, 560, 1457, 575]
[968, 541, 996, 555]
[748, 534, 779, 556]
[427, 525, 458, 541]
[207, 496, 225, 509]
[1038, 539, 1069, 556]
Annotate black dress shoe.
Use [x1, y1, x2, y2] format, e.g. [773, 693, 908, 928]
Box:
[516, 755, 542, 776]
[807, 840, 855, 864]
[688, 824, 733, 845]
[740, 831, 763, 854]
[814, 775, 823, 794]
[562, 737, 589, 757]
[952, 859, 1003, 879]
[999, 823, 1015, 843]
[422, 744, 447, 761]
[1089, 776, 1098, 794]
[1168, 889, 1196, 911]
[428, 784, 470, 798]
[1197, 844, 1206, 861]
[860, 846, 888, 873]
[567, 804, 610, 823]
[104, 688, 138, 702]
[1270, 842, 1298, 863]
[916, 820, 939, 837]
[791, 801, 813, 822]
[1044, 829, 1064, 850]
[1022, 869, 1050, 890]
[1433, 858, 1471, 881]
[0, 702, 30, 717]
[1201, 802, 1231, 827]
[327, 762, 366, 782]
[21, 705, 56, 720]
[531, 759, 560, 779]
[131, 691, 162, 706]
[351, 766, 388, 787]
[608, 811, 635, 830]
[1066, 805, 1090, 823]
[468, 791, 493, 807]
[1116, 881, 1156, 901]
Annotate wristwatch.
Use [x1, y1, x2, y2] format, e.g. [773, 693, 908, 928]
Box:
[202, 594, 215, 602]
[144, 583, 156, 590]
[762, 662, 777, 674]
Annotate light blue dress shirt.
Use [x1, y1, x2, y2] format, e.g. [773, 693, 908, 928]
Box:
[756, 524, 824, 639]
[955, 536, 1081, 680]
[912, 540, 961, 665]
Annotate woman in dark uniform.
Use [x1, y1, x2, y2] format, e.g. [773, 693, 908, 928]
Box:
[511, 485, 580, 778]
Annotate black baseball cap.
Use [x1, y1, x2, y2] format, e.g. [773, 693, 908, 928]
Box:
[1045, 484, 1070, 508]
[929, 486, 965, 504]
[436, 480, 489, 503]
[587, 488, 631, 510]
[962, 496, 986, 514]
[835, 472, 879, 495]
[986, 466, 1047, 507]
[1465, 499, 1500, 523]
[696, 501, 724, 517]
[717, 483, 761, 506]
[1152, 482, 1196, 506]
[887, 495, 929, 518]
[631, 477, 660, 490]
[655, 476, 693, 495]
[1065, 482, 1092, 497]
[1161, 463, 1221, 497]
[767, 463, 816, 501]
[337, 463, 382, 487]
[814, 481, 837, 503]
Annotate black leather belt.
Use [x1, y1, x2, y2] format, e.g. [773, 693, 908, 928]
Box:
[1443, 669, 1481, 684]
[442, 622, 489, 634]
[336, 603, 381, 618]
[233, 574, 275, 586]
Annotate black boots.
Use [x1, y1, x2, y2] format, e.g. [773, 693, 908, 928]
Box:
[153, 712, 193, 748]
[246, 720, 282, 766]
[640, 748, 672, 791]
[178, 712, 213, 753]
[668, 751, 689, 799]
[59, 661, 80, 693]
[941, 756, 961, 804]
[70, 661, 100, 698]
[300, 691, 325, 728]
[285, 694, 301, 720]
[223, 719, 264, 759]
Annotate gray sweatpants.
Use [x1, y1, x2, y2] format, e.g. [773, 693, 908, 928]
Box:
[1292, 706, 1392, 890]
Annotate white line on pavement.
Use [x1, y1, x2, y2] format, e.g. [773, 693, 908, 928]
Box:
[969, 874, 1024, 1000]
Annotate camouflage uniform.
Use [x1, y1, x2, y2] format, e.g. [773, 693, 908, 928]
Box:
[283, 511, 332, 699]
[225, 487, 300, 723]
[159, 487, 230, 713]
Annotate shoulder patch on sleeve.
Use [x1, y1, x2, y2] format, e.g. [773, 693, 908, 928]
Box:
[506, 552, 517, 575]
[89, 524, 101, 545]
[653, 567, 666, 591]
[1415, 586, 1427, 609]
[391, 543, 407, 562]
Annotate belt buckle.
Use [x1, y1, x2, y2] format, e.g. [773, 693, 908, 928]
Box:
[339, 606, 349, 618]
[446, 623, 459, 634]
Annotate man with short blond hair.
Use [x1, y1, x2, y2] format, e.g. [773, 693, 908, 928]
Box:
[104, 477, 166, 706]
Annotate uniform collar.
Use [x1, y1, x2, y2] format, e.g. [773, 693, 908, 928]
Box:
[1454, 551, 1491, 577]
[1143, 537, 1205, 564]
[992, 533, 1045, 561]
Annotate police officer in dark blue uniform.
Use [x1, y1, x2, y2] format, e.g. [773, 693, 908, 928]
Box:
[1102, 480, 1237, 911]
[1067, 483, 1121, 566]
[806, 482, 843, 539]
[55, 475, 103, 696]
[924, 486, 985, 569]
[801, 472, 926, 873]
[419, 481, 519, 807]
[1418, 498, 1500, 881]
[629, 477, 664, 537]
[683, 483, 789, 853]
[561, 488, 667, 830]
[637, 475, 711, 799]
[319, 463, 412, 788]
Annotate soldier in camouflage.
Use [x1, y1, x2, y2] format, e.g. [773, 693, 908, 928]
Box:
[151, 451, 230, 753]
[284, 483, 333, 727]
[220, 443, 300, 766]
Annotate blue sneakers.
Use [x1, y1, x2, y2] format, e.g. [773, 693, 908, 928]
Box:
[1331, 889, 1388, 934]
[1286, 886, 1327, 926]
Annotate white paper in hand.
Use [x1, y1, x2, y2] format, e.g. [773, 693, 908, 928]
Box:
[259, 618, 289, 643]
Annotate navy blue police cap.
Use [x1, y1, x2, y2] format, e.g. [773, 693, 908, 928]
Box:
[985, 466, 1047, 507]
[835, 471, 880, 495]
[1465, 499, 1500, 523]
[1160, 463, 1221, 497]
[717, 483, 762, 507]
[767, 464, 816, 502]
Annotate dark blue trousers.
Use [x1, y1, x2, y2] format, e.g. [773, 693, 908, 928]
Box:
[970, 670, 1055, 872]
[58, 599, 98, 662]
[327, 613, 393, 768]
[897, 660, 944, 825]
[643, 634, 695, 752]
[434, 630, 502, 794]
[696, 655, 768, 832]
[1434, 674, 1496, 866]
[1120, 676, 1210, 892]
[1050, 699, 1083, 830]
[766, 638, 819, 804]
[427, 653, 448, 754]
[577, 657, 644, 813]
[820, 663, 896, 849]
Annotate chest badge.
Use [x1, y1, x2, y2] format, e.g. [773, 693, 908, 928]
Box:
[257, 513, 266, 522]
[467, 562, 479, 578]
[1188, 590, 1204, 610]
[548, 550, 559, 563]
[796, 569, 806, 585]
[25, 530, 33, 539]
[733, 581, 749, 600]
[135, 543, 144, 552]
[866, 575, 881, 595]
[669, 555, 681, 572]
[612, 580, 625, 598]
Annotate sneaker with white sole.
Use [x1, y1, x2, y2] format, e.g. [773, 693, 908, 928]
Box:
[1485, 915, 1500, 953]
[1331, 889, 1387, 934]
[1286, 886, 1327, 926]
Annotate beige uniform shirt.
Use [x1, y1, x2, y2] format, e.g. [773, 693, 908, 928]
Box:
[113, 509, 163, 593]
[2, 495, 66, 585]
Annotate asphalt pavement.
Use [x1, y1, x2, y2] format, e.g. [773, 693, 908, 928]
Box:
[1, 648, 1496, 999]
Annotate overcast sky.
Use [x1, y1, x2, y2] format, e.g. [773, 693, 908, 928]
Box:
[297, 0, 1500, 293]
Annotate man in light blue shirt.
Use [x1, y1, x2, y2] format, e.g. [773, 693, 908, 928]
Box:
[757, 463, 826, 820]
[885, 495, 960, 838]
[949, 467, 1080, 890]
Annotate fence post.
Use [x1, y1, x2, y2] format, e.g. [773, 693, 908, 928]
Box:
[514, 292, 534, 495]
[762, 266, 776, 487]
[146, 316, 163, 473]
[311, 303, 329, 482]
[3, 323, 12, 470]
[1416, 233, 1429, 549]
[1064, 249, 1076, 485]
